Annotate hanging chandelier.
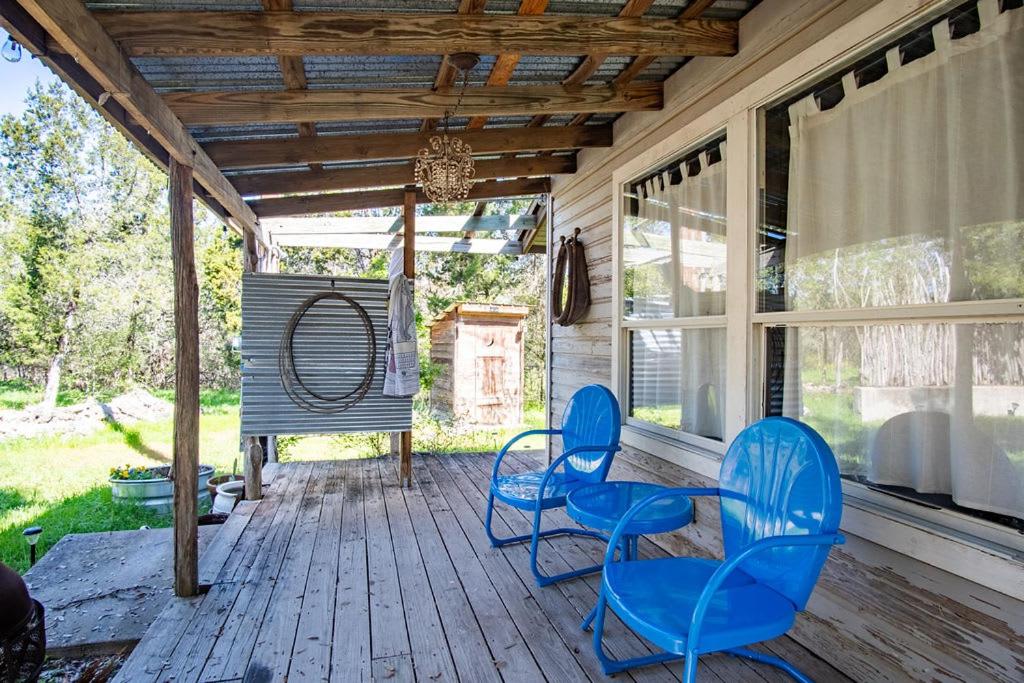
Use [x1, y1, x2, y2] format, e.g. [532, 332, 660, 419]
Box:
[415, 52, 479, 203]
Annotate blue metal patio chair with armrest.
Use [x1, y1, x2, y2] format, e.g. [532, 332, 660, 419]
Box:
[591, 417, 845, 682]
[485, 384, 622, 587]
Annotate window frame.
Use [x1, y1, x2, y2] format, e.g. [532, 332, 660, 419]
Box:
[606, 0, 1024, 594]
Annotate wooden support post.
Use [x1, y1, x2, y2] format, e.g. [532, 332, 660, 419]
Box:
[170, 158, 199, 598]
[399, 186, 416, 487]
[241, 229, 264, 500]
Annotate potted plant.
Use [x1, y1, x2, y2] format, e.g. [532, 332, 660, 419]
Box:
[109, 464, 214, 514]
[207, 458, 244, 501]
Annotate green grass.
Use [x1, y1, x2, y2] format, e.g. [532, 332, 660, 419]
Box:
[0, 379, 98, 410]
[0, 388, 546, 573]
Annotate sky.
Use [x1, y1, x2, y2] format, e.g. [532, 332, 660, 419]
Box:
[1, 30, 58, 118]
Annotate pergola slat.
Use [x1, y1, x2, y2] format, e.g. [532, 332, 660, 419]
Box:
[263, 214, 537, 235]
[272, 232, 528, 255]
[94, 11, 738, 58]
[230, 155, 574, 197]
[249, 177, 550, 217]
[164, 83, 662, 126]
[206, 125, 611, 169]
[12, 0, 263, 242]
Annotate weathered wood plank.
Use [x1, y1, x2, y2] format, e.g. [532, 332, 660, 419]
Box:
[409, 457, 545, 681]
[363, 458, 412, 662]
[164, 83, 662, 126]
[330, 459, 371, 682]
[287, 463, 346, 682]
[245, 464, 329, 682]
[263, 214, 537, 236]
[232, 155, 574, 197]
[199, 462, 315, 682]
[95, 11, 738, 58]
[393, 461, 504, 683]
[206, 125, 612, 169]
[420, 455, 602, 682]
[375, 459, 458, 681]
[250, 177, 550, 217]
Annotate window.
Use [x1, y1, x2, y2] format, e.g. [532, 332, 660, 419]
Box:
[757, 0, 1024, 530]
[622, 135, 727, 444]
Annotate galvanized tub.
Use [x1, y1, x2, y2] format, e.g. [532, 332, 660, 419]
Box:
[109, 465, 214, 514]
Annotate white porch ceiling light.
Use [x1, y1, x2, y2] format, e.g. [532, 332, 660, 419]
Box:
[415, 52, 479, 203]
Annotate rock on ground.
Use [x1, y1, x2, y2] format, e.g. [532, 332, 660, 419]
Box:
[0, 389, 172, 442]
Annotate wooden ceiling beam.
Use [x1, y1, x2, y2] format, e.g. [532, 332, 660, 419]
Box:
[264, 214, 536, 235]
[164, 83, 662, 125]
[12, 0, 262, 241]
[205, 124, 612, 169]
[272, 232, 528, 255]
[249, 177, 550, 217]
[231, 154, 574, 197]
[93, 11, 738, 58]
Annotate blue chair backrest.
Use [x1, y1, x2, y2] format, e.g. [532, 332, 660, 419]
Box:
[718, 417, 842, 610]
[561, 384, 621, 484]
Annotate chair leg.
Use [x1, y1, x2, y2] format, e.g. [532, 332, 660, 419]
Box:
[528, 505, 607, 587]
[591, 591, 685, 675]
[682, 648, 699, 683]
[726, 647, 814, 683]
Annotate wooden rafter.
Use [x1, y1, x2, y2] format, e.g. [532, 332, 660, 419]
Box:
[230, 154, 574, 197]
[93, 11, 739, 58]
[614, 0, 719, 88]
[421, 0, 486, 133]
[11, 0, 262, 241]
[205, 124, 612, 169]
[261, 0, 320, 171]
[249, 177, 550, 217]
[465, 0, 550, 130]
[163, 83, 662, 126]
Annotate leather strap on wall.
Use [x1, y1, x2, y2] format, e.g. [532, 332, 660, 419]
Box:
[551, 228, 591, 327]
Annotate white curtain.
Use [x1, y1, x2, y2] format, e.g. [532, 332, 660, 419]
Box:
[638, 147, 727, 440]
[784, 0, 1024, 519]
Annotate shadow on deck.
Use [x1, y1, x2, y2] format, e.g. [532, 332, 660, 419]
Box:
[113, 453, 850, 682]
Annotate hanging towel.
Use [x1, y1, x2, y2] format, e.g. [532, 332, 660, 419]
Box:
[383, 254, 420, 397]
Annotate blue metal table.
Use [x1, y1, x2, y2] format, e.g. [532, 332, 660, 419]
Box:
[567, 481, 693, 629]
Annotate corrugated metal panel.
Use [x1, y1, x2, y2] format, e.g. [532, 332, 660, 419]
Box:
[241, 273, 412, 436]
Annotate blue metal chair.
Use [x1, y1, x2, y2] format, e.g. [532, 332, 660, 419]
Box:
[592, 417, 845, 682]
[485, 384, 622, 586]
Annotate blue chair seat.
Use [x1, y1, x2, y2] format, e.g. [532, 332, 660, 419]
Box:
[604, 558, 796, 655]
[491, 471, 586, 510]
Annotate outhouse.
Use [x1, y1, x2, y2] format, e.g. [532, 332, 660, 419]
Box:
[428, 303, 528, 426]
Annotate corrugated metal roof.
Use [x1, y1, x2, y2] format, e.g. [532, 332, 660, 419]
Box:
[84, 0, 758, 185]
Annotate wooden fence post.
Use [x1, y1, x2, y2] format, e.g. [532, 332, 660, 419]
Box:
[399, 186, 416, 487]
[241, 229, 264, 500]
[170, 158, 199, 598]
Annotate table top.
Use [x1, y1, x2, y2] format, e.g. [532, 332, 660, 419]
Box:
[566, 481, 693, 535]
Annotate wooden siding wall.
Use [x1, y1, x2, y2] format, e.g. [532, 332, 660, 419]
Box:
[546, 1, 1024, 681]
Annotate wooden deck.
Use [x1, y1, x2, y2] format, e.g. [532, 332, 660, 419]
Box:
[113, 452, 851, 683]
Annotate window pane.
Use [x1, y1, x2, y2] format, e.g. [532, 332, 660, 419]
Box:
[757, 3, 1024, 312]
[629, 327, 726, 441]
[765, 323, 1024, 525]
[623, 137, 727, 320]
[623, 213, 673, 319]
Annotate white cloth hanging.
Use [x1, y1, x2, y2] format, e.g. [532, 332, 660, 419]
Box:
[782, 0, 1024, 519]
[383, 248, 419, 397]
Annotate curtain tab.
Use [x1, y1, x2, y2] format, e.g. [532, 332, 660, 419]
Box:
[931, 19, 952, 53]
[718, 141, 727, 162]
[698, 151, 708, 172]
[841, 72, 858, 96]
[885, 48, 902, 73]
[977, 0, 999, 28]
